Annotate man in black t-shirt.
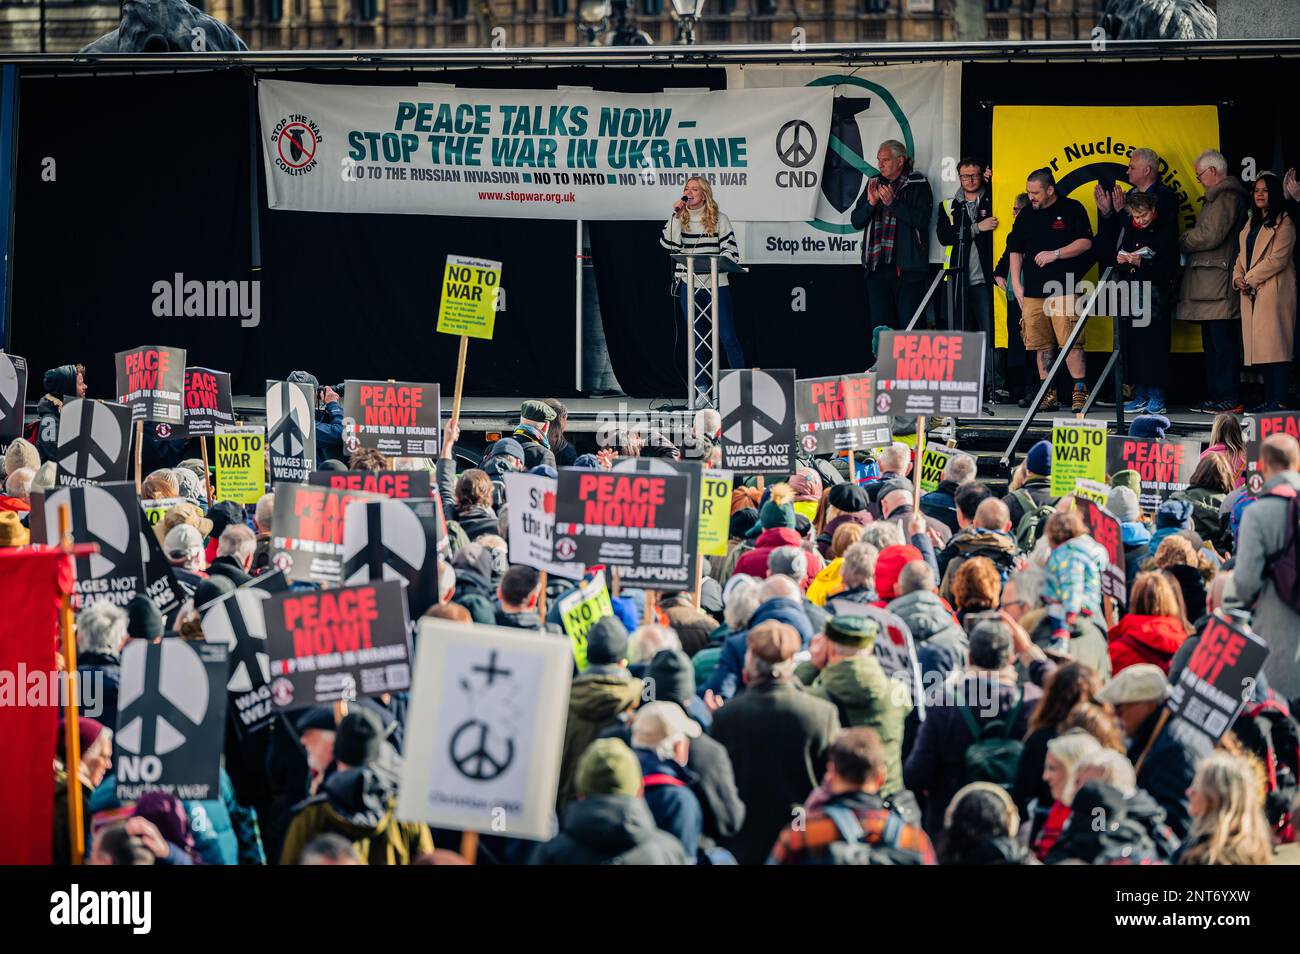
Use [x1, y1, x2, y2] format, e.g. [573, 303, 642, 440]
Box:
[1006, 168, 1095, 412]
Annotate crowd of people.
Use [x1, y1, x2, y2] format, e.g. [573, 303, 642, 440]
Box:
[860, 141, 1300, 415]
[6, 356, 1300, 868]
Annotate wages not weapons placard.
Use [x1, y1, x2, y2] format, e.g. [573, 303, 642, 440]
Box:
[503, 472, 585, 579]
[54, 399, 133, 488]
[437, 256, 502, 339]
[553, 468, 692, 590]
[873, 331, 985, 418]
[309, 468, 432, 499]
[718, 368, 796, 476]
[1168, 614, 1268, 745]
[179, 367, 235, 438]
[270, 482, 384, 585]
[1077, 499, 1127, 607]
[215, 426, 266, 505]
[794, 373, 891, 456]
[0, 352, 28, 442]
[202, 587, 276, 736]
[115, 345, 186, 425]
[114, 638, 228, 803]
[31, 482, 144, 609]
[342, 380, 441, 456]
[1051, 418, 1107, 498]
[1105, 436, 1200, 514]
[266, 380, 317, 483]
[264, 579, 412, 708]
[258, 80, 832, 223]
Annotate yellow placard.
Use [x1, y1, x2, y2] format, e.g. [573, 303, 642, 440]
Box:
[1050, 418, 1108, 498]
[992, 105, 1219, 353]
[215, 425, 266, 505]
[1073, 477, 1110, 506]
[556, 572, 615, 671]
[143, 496, 187, 528]
[698, 469, 733, 557]
[918, 444, 955, 495]
[436, 254, 502, 340]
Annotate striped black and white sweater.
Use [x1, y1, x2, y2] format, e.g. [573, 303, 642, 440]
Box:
[660, 207, 740, 289]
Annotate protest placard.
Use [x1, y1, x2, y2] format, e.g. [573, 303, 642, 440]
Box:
[142, 496, 187, 531]
[342, 380, 441, 457]
[794, 372, 891, 456]
[1051, 418, 1107, 498]
[54, 399, 133, 488]
[503, 472, 585, 579]
[179, 367, 235, 438]
[215, 426, 266, 504]
[718, 368, 796, 476]
[266, 380, 317, 483]
[555, 571, 616, 671]
[698, 469, 733, 557]
[138, 506, 183, 617]
[202, 588, 276, 736]
[1077, 499, 1128, 607]
[612, 457, 701, 592]
[0, 352, 27, 443]
[270, 482, 384, 585]
[1244, 411, 1300, 494]
[264, 579, 412, 708]
[31, 482, 144, 609]
[114, 345, 186, 425]
[553, 468, 692, 591]
[1105, 435, 1201, 514]
[114, 638, 228, 803]
[397, 617, 572, 842]
[1168, 614, 1269, 745]
[1073, 478, 1110, 507]
[917, 443, 957, 495]
[873, 330, 985, 417]
[436, 255, 502, 340]
[342, 497, 441, 619]
[309, 468, 431, 500]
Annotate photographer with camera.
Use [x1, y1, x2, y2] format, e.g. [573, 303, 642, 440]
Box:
[286, 370, 345, 466]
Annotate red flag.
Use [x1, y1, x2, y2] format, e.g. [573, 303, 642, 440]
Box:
[0, 548, 74, 864]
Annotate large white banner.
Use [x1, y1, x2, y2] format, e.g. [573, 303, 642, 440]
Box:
[726, 64, 961, 264]
[259, 80, 833, 222]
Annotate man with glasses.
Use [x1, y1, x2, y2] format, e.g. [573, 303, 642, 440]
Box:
[1177, 150, 1249, 413]
[938, 157, 1009, 402]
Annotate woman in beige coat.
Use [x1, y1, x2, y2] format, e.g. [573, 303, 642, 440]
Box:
[1234, 172, 1296, 412]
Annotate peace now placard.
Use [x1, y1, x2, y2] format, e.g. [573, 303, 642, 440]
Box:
[873, 331, 985, 418]
[115, 345, 186, 425]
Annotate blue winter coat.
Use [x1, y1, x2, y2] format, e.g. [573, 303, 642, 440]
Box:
[316, 401, 345, 465]
[634, 748, 703, 862]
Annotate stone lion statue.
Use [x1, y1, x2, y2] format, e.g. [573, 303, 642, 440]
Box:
[1098, 0, 1217, 39]
[81, 0, 248, 53]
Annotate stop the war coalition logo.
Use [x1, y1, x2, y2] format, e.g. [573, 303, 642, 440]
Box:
[271, 113, 323, 176]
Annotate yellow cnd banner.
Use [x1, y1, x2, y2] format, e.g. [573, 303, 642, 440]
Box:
[991, 105, 1219, 353]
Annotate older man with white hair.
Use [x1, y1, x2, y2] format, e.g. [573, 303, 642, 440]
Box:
[700, 573, 813, 705]
[1180, 149, 1249, 413]
[0, 466, 34, 517]
[76, 601, 129, 726]
[208, 523, 257, 586]
[919, 451, 977, 534]
[630, 701, 705, 860]
[251, 491, 275, 574]
[867, 442, 913, 507]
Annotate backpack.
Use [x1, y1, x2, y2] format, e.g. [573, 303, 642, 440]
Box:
[1009, 489, 1055, 553]
[820, 804, 907, 866]
[1231, 697, 1300, 842]
[958, 690, 1024, 790]
[1263, 485, 1300, 613]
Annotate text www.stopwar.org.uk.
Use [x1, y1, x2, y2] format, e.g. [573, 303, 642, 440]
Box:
[478, 191, 577, 204]
[1113, 914, 1251, 928]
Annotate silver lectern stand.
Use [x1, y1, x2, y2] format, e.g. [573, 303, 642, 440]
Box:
[670, 252, 747, 410]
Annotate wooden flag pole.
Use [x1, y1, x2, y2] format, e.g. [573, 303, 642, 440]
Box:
[134, 420, 144, 495]
[58, 503, 85, 866]
[451, 334, 469, 425]
[459, 830, 479, 864]
[200, 436, 213, 505]
[693, 553, 705, 609]
[644, 589, 658, 624]
[332, 699, 349, 724]
[913, 416, 926, 509]
[537, 570, 548, 619]
[611, 568, 621, 599]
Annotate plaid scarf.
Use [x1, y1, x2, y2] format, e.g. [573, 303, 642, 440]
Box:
[864, 176, 907, 272]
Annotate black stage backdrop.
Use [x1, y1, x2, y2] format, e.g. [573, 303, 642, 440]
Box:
[9, 59, 1300, 402]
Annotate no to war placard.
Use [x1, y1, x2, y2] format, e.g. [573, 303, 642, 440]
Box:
[697, 469, 733, 557]
[1050, 418, 1107, 498]
[555, 571, 616, 671]
[437, 254, 502, 339]
[917, 443, 957, 495]
[215, 426, 266, 505]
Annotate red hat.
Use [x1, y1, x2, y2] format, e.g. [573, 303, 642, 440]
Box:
[875, 545, 923, 601]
